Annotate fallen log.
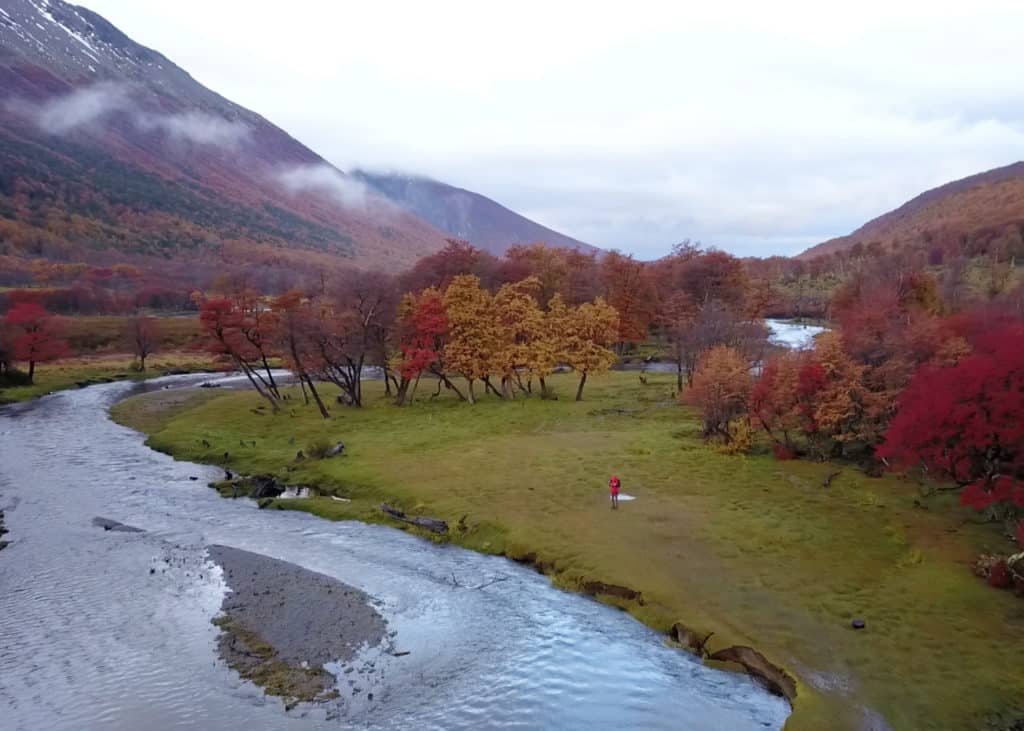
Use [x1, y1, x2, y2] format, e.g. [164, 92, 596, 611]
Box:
[380, 503, 448, 534]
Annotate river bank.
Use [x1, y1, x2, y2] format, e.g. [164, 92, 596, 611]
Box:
[111, 371, 1024, 731]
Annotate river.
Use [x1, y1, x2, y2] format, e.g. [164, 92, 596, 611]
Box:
[765, 319, 827, 349]
[0, 376, 790, 730]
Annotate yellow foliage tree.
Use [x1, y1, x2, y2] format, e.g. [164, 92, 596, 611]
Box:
[553, 295, 619, 401]
[443, 274, 497, 403]
[491, 277, 545, 398]
[808, 331, 874, 457]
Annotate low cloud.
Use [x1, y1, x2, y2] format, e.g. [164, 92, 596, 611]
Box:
[15, 82, 129, 134]
[275, 164, 368, 209]
[7, 83, 250, 149]
[136, 111, 251, 147]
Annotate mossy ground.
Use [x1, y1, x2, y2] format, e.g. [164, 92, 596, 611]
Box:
[211, 616, 337, 707]
[113, 372, 1024, 731]
[0, 351, 215, 404]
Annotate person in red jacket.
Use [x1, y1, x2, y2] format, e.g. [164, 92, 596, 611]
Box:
[609, 475, 621, 509]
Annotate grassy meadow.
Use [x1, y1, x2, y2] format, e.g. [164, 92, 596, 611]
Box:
[0, 351, 215, 404]
[111, 371, 1024, 731]
[59, 314, 204, 352]
[0, 313, 208, 404]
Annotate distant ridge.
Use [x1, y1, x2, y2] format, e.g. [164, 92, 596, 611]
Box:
[799, 161, 1024, 259]
[354, 170, 598, 256]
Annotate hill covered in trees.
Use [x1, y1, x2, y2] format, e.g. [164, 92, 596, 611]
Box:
[800, 161, 1024, 260]
[0, 0, 449, 282]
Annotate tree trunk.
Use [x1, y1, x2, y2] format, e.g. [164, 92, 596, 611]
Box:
[483, 376, 502, 398]
[352, 356, 364, 407]
[28, 359, 35, 384]
[238, 361, 279, 411]
[466, 379, 476, 404]
[676, 361, 683, 393]
[435, 371, 467, 401]
[395, 376, 411, 406]
[140, 355, 147, 372]
[299, 377, 309, 405]
[575, 371, 588, 401]
[304, 375, 330, 419]
[539, 376, 548, 397]
[261, 356, 280, 398]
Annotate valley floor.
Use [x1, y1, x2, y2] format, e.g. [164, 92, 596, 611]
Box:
[111, 372, 1024, 731]
[0, 352, 215, 404]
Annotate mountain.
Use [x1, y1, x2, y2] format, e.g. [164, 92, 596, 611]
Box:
[354, 171, 597, 256]
[0, 0, 447, 279]
[800, 162, 1024, 259]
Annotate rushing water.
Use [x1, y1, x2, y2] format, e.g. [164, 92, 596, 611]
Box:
[765, 319, 827, 349]
[0, 376, 790, 730]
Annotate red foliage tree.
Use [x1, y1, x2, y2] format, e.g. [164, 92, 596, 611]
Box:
[199, 296, 282, 410]
[750, 350, 817, 453]
[400, 239, 499, 293]
[877, 324, 1024, 546]
[269, 291, 330, 418]
[395, 288, 453, 404]
[3, 303, 70, 383]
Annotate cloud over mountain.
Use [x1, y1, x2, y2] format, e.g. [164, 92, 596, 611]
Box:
[275, 164, 369, 209]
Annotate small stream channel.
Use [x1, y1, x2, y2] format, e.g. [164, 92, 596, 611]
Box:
[0, 375, 790, 730]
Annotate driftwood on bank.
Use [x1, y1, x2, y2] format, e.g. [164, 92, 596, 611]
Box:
[380, 503, 449, 534]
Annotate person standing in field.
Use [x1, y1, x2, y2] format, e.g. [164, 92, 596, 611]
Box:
[609, 475, 621, 509]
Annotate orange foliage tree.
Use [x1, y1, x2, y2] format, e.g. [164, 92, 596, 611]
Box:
[601, 251, 657, 352]
[683, 345, 752, 444]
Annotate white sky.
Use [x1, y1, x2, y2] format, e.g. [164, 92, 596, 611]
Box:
[83, 0, 1024, 258]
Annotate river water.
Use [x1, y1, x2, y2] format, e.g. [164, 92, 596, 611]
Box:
[765, 319, 827, 349]
[0, 376, 790, 730]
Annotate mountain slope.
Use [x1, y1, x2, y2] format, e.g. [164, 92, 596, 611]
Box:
[354, 170, 597, 255]
[800, 162, 1024, 259]
[0, 0, 446, 276]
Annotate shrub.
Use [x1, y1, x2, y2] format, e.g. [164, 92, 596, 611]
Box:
[772, 443, 798, 460]
[717, 418, 753, 455]
[306, 438, 332, 460]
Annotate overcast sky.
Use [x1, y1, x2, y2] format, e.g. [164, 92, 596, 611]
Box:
[84, 0, 1024, 258]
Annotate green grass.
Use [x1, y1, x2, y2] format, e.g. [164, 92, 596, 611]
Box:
[112, 372, 1024, 731]
[0, 352, 216, 404]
